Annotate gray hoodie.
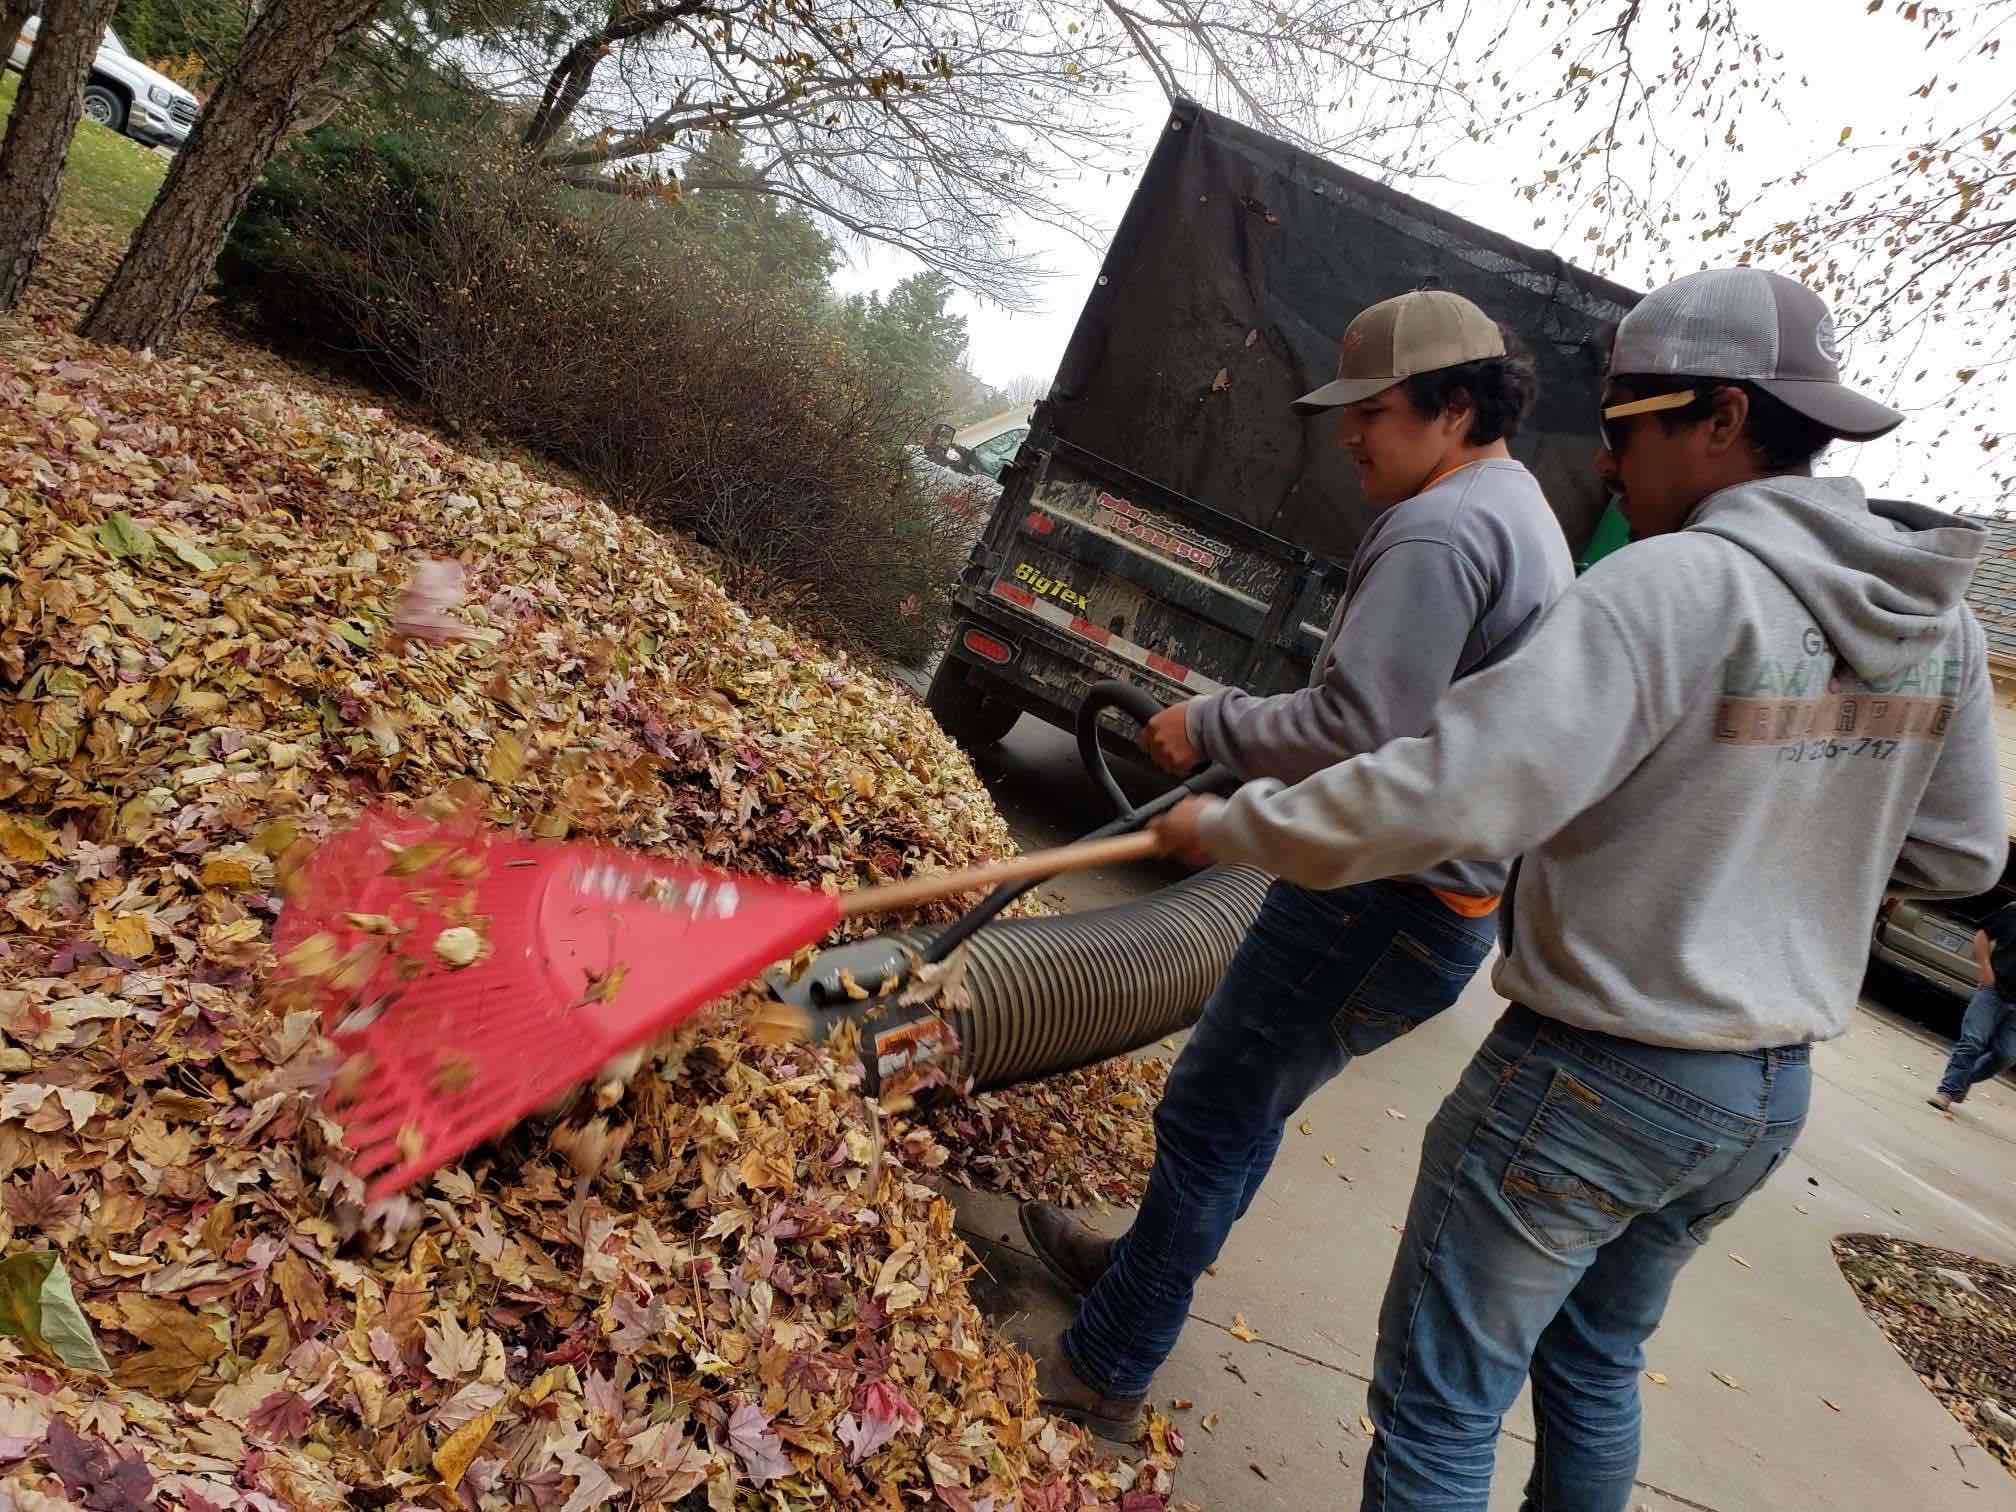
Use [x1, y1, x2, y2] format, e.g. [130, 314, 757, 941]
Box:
[1184, 458, 1571, 900]
[1198, 475, 2006, 1049]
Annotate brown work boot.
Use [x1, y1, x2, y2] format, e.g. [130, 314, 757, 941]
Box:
[1020, 1201, 1117, 1296]
[1031, 1329, 1146, 1443]
[1928, 1091, 1958, 1111]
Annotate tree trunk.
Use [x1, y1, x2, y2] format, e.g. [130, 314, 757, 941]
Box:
[78, 0, 381, 350]
[0, 0, 126, 310]
[521, 1, 708, 155]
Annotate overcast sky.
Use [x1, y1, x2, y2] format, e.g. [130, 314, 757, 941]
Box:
[833, 1, 2009, 509]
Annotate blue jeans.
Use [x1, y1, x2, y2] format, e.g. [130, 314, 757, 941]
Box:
[1363, 1004, 1810, 1512]
[1064, 878, 1496, 1398]
[1935, 985, 2016, 1100]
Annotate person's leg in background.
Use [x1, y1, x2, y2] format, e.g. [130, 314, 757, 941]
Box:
[1963, 999, 2016, 1097]
[1038, 879, 1492, 1430]
[1932, 985, 2009, 1108]
[1360, 1008, 1810, 1512]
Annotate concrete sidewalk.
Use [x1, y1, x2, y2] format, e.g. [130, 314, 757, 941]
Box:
[949, 974, 2016, 1510]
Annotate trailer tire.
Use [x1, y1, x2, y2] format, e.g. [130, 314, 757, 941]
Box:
[927, 659, 1021, 749]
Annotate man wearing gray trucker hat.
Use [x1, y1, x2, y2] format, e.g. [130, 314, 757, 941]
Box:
[1151, 266, 2006, 1509]
[1021, 287, 1575, 1439]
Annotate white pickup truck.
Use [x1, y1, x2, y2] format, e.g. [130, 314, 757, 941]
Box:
[7, 15, 200, 151]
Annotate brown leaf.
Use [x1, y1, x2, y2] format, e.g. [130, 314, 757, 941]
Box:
[1728, 1253, 1751, 1269]
[271, 1253, 328, 1327]
[1645, 1371, 1668, 1386]
[1200, 1411, 1220, 1433]
[1822, 1396, 1842, 1412]
[1227, 1313, 1261, 1343]
[1248, 1462, 1268, 1480]
[1711, 1371, 1744, 1392]
[102, 1296, 229, 1396]
[3, 1168, 82, 1232]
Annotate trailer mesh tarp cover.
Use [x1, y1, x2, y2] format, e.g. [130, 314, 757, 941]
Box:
[1049, 102, 1641, 562]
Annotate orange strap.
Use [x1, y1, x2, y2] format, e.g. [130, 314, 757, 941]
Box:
[1431, 887, 1501, 918]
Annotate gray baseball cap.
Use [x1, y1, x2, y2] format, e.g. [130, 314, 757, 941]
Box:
[1294, 289, 1506, 413]
[1609, 268, 1903, 441]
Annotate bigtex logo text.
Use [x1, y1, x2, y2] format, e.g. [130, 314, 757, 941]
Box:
[1012, 562, 1090, 612]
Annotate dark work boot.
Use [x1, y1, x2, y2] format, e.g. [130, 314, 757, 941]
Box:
[1031, 1329, 1146, 1443]
[1019, 1201, 1116, 1296]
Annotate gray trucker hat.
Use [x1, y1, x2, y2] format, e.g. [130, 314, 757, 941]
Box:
[1610, 268, 1903, 440]
[1294, 290, 1506, 413]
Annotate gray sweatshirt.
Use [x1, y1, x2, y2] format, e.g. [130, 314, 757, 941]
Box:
[1198, 475, 2006, 1050]
[1184, 458, 1571, 899]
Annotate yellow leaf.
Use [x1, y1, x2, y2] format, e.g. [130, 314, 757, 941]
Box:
[1728, 1253, 1751, 1269]
[252, 818, 300, 858]
[1228, 1313, 1261, 1343]
[0, 815, 55, 862]
[1838, 125, 1853, 145]
[1645, 1371, 1668, 1386]
[1201, 1411, 1220, 1432]
[486, 731, 529, 784]
[280, 930, 342, 977]
[1360, 1415, 1375, 1436]
[1711, 1371, 1743, 1391]
[200, 858, 254, 890]
[176, 687, 228, 719]
[1322, 1154, 1337, 1167]
[1297, 1120, 1312, 1136]
[432, 1404, 500, 1489]
[384, 839, 456, 877]
[94, 910, 154, 960]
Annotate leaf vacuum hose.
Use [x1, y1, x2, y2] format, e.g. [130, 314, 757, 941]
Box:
[770, 681, 1267, 1104]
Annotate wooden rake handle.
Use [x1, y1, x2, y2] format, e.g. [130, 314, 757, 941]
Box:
[839, 831, 1168, 919]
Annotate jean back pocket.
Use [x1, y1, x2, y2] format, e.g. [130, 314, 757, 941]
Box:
[1501, 1068, 1717, 1255]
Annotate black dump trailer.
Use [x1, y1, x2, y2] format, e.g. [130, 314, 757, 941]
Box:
[926, 99, 1639, 749]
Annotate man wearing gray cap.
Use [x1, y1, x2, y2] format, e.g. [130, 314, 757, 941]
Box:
[1021, 288, 1574, 1438]
[1153, 266, 2006, 1508]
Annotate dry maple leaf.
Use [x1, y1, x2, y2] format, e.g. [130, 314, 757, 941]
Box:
[3, 1167, 81, 1232]
[1227, 1313, 1261, 1343]
[43, 1418, 153, 1512]
[248, 1389, 314, 1442]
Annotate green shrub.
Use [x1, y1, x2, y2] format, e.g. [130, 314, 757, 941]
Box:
[219, 120, 966, 665]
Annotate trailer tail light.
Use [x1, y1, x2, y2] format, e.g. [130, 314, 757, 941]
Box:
[1023, 511, 1056, 537]
[962, 629, 1015, 665]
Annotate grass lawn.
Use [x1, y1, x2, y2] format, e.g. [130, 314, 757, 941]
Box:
[0, 66, 166, 236]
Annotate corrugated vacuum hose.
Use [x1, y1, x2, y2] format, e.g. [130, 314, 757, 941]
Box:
[769, 681, 1268, 1102]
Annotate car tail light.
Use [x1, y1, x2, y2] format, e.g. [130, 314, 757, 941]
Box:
[962, 630, 1014, 665]
[1023, 511, 1056, 537]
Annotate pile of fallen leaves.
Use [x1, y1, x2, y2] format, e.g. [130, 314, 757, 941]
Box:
[928, 1058, 1172, 1209]
[1834, 1233, 2016, 1480]
[0, 279, 1183, 1509]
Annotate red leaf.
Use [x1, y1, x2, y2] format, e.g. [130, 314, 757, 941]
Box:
[248, 1389, 313, 1442]
[43, 1418, 155, 1512]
